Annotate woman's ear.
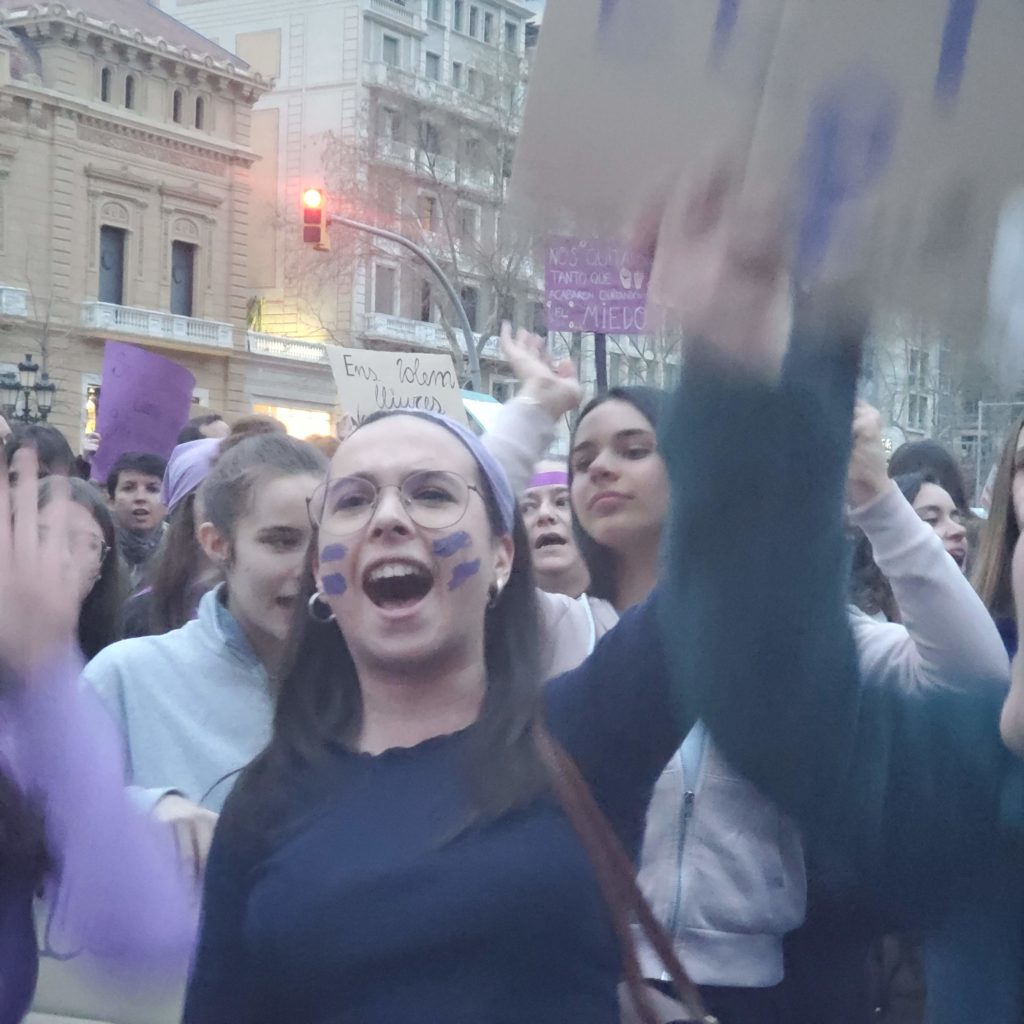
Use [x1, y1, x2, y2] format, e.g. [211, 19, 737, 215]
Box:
[197, 520, 231, 567]
[491, 534, 514, 591]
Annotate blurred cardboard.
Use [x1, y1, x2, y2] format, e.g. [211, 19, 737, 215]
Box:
[513, 0, 1024, 339]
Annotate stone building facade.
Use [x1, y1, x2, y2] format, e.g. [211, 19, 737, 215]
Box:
[0, 0, 273, 446]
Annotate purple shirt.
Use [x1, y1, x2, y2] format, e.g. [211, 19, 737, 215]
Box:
[1, 646, 195, 1021]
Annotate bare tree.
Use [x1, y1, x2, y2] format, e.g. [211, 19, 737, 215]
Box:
[290, 49, 541, 366]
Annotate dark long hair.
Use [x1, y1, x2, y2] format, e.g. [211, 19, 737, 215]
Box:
[221, 412, 545, 848]
[568, 386, 667, 603]
[888, 439, 968, 511]
[849, 472, 937, 623]
[148, 492, 209, 634]
[973, 412, 1024, 620]
[38, 476, 125, 659]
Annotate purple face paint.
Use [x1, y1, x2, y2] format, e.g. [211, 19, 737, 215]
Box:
[432, 531, 472, 558]
[935, 0, 977, 104]
[322, 573, 347, 596]
[321, 543, 348, 563]
[448, 559, 481, 591]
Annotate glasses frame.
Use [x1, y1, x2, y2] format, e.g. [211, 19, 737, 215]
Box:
[307, 469, 485, 536]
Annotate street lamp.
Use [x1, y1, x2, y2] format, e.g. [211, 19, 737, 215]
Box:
[0, 353, 57, 423]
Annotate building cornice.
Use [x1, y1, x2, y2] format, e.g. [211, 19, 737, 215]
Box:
[0, 4, 271, 97]
[84, 160, 156, 190]
[159, 182, 223, 208]
[0, 82, 262, 169]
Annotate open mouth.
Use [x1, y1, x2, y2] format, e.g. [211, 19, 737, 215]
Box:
[535, 532, 567, 550]
[363, 560, 435, 610]
[132, 509, 150, 521]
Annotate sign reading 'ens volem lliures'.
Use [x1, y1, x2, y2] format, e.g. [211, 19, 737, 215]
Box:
[326, 347, 468, 425]
[545, 237, 652, 335]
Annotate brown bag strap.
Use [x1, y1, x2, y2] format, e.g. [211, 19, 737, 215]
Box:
[533, 721, 714, 1024]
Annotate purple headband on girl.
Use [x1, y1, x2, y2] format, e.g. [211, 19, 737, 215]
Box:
[528, 470, 569, 489]
[161, 438, 222, 515]
[368, 411, 516, 534]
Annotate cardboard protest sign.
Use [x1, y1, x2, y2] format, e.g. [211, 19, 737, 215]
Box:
[513, 0, 1024, 339]
[326, 347, 468, 425]
[545, 237, 652, 334]
[91, 342, 195, 484]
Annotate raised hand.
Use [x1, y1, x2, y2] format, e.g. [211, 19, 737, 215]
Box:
[500, 323, 582, 420]
[846, 400, 891, 509]
[153, 793, 220, 885]
[648, 166, 793, 380]
[0, 448, 80, 681]
[81, 431, 101, 460]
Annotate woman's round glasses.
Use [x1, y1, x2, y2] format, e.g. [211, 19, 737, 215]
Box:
[309, 470, 483, 536]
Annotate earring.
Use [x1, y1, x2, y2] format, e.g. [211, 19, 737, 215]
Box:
[307, 591, 336, 623]
[487, 578, 507, 610]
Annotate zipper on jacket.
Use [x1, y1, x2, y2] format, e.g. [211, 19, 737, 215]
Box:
[664, 776, 696, 946]
[662, 723, 708, 977]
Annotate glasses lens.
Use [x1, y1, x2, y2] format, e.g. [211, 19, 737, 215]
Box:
[401, 471, 469, 530]
[319, 476, 378, 534]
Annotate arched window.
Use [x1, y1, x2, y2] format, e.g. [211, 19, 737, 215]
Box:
[100, 67, 112, 102]
[172, 89, 183, 124]
[194, 96, 205, 130]
[124, 74, 135, 109]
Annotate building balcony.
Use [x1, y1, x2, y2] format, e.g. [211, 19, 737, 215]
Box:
[456, 166, 496, 194]
[246, 331, 328, 363]
[363, 312, 455, 351]
[376, 138, 417, 170]
[362, 312, 505, 362]
[417, 152, 456, 184]
[365, 62, 518, 130]
[366, 0, 421, 31]
[0, 286, 29, 317]
[81, 301, 234, 349]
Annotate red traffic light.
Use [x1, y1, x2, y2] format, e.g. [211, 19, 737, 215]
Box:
[301, 187, 330, 250]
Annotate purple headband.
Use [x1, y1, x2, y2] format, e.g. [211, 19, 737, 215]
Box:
[364, 411, 516, 534]
[527, 470, 569, 489]
[161, 437, 222, 515]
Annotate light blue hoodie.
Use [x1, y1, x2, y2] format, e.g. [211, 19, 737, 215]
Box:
[85, 586, 273, 814]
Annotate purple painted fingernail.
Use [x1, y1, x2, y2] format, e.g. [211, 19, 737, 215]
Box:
[448, 559, 481, 591]
[432, 532, 471, 558]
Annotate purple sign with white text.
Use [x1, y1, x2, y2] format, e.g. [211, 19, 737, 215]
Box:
[545, 237, 651, 334]
[91, 341, 196, 484]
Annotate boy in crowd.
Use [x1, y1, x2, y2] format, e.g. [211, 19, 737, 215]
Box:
[107, 451, 168, 587]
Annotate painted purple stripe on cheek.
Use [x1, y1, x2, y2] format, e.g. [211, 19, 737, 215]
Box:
[322, 573, 347, 595]
[448, 559, 481, 591]
[321, 544, 348, 563]
[432, 531, 472, 558]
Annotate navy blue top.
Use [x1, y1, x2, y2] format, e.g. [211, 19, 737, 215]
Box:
[183, 596, 688, 1024]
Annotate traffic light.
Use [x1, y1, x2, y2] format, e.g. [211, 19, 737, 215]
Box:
[302, 187, 330, 250]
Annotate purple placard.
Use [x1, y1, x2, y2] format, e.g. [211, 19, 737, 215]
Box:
[90, 341, 196, 484]
[545, 237, 651, 334]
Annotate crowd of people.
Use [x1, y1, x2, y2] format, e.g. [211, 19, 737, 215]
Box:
[2, 201, 1024, 1024]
